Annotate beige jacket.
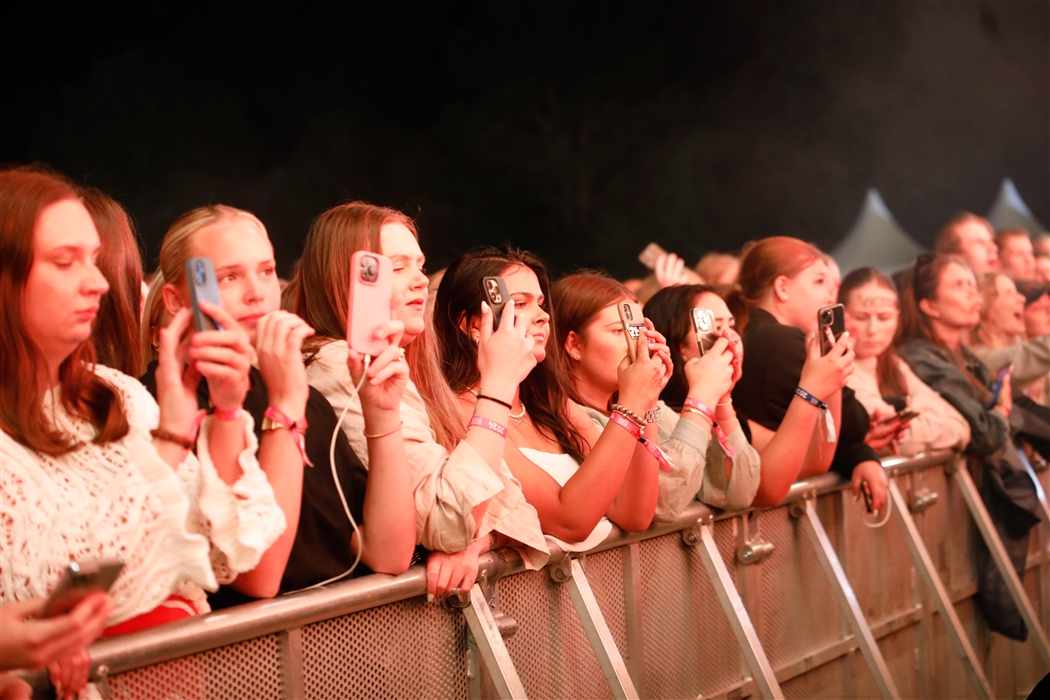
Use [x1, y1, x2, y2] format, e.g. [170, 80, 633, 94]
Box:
[305, 341, 549, 568]
[583, 400, 761, 522]
[847, 357, 971, 457]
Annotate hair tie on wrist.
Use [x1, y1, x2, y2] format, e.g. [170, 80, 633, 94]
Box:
[263, 406, 314, 466]
[476, 394, 512, 411]
[683, 398, 737, 457]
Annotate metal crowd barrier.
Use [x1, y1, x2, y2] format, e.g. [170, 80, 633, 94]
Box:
[22, 451, 1050, 699]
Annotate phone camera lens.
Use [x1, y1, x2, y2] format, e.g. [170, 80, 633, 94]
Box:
[360, 256, 378, 283]
[194, 260, 206, 285]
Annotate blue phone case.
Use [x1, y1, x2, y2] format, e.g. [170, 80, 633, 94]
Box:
[186, 257, 224, 332]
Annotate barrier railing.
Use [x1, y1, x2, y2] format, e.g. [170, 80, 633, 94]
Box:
[20, 451, 1050, 699]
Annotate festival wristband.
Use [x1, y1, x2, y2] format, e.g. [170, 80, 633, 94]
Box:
[609, 411, 672, 472]
[469, 415, 507, 438]
[794, 387, 836, 442]
[213, 404, 244, 422]
[263, 407, 314, 467]
[683, 398, 737, 457]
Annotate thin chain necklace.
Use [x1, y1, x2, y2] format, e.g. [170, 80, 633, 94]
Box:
[470, 388, 527, 426]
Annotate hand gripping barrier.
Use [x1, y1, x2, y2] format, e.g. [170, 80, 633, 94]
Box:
[18, 450, 1050, 699]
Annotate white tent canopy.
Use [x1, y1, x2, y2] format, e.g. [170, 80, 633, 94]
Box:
[831, 189, 926, 276]
[987, 178, 1047, 234]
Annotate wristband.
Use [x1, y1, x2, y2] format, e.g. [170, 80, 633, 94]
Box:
[794, 387, 836, 442]
[469, 415, 507, 438]
[263, 407, 314, 467]
[683, 398, 737, 457]
[477, 394, 513, 410]
[609, 411, 672, 471]
[213, 404, 243, 422]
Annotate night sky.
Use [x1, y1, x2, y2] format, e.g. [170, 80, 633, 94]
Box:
[2, 1, 1047, 279]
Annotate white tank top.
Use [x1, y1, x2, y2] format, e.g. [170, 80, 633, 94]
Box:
[518, 447, 614, 552]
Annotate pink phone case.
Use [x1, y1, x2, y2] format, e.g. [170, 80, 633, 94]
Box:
[347, 251, 393, 357]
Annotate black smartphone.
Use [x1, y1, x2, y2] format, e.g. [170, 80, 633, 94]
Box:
[860, 481, 874, 514]
[186, 257, 223, 332]
[480, 276, 510, 331]
[818, 304, 845, 356]
[881, 395, 908, 413]
[44, 557, 125, 618]
[690, 308, 718, 356]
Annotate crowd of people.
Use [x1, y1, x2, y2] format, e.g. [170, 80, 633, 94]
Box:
[2, 165, 1049, 697]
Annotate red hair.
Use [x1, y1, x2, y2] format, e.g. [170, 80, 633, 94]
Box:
[731, 236, 821, 327]
[0, 167, 128, 455]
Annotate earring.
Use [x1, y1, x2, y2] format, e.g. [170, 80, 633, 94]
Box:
[472, 335, 480, 345]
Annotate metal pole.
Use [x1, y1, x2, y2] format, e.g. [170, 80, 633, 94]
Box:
[888, 481, 992, 699]
[621, 543, 647, 696]
[952, 467, 1050, 669]
[459, 584, 528, 699]
[795, 497, 900, 700]
[689, 522, 783, 700]
[562, 558, 639, 700]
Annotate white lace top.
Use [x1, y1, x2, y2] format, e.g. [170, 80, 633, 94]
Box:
[0, 365, 285, 626]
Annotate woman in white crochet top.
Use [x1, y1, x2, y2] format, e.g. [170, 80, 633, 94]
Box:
[0, 169, 284, 695]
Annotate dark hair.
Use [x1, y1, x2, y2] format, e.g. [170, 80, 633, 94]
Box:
[434, 246, 587, 462]
[898, 253, 989, 400]
[83, 189, 143, 377]
[0, 167, 128, 455]
[643, 284, 720, 411]
[837, 267, 908, 397]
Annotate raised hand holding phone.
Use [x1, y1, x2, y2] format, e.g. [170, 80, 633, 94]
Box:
[255, 311, 315, 420]
[617, 301, 647, 363]
[185, 257, 224, 332]
[616, 318, 666, 416]
[684, 336, 735, 409]
[347, 252, 394, 357]
[799, 329, 855, 402]
[348, 319, 408, 415]
[475, 299, 537, 402]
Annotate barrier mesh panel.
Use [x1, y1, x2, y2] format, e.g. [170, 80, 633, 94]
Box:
[637, 529, 742, 699]
[928, 600, 980, 700]
[106, 634, 281, 700]
[780, 655, 844, 699]
[499, 567, 612, 700]
[871, 624, 919, 699]
[300, 597, 467, 700]
[759, 506, 842, 669]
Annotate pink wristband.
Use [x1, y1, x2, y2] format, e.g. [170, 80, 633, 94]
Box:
[469, 415, 507, 438]
[212, 404, 243, 422]
[683, 398, 737, 457]
[264, 406, 314, 467]
[609, 412, 672, 472]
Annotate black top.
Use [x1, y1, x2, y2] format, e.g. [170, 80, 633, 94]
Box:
[732, 308, 879, 480]
[140, 362, 369, 606]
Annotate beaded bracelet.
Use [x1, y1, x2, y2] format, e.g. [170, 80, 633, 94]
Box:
[610, 403, 646, 430]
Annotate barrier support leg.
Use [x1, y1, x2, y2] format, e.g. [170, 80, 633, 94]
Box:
[951, 466, 1050, 669]
[621, 543, 647, 696]
[684, 521, 783, 700]
[888, 481, 993, 699]
[791, 496, 900, 700]
[458, 584, 528, 700]
[552, 558, 639, 700]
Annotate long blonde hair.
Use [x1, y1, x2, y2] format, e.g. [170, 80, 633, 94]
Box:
[141, 205, 268, 364]
[292, 202, 464, 450]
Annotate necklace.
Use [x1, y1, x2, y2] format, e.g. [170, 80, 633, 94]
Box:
[509, 404, 527, 425]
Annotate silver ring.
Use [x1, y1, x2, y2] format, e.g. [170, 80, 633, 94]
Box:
[398, 348, 406, 361]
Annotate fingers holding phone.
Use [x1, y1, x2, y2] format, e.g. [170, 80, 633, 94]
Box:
[351, 320, 409, 413]
[800, 330, 854, 401]
[476, 298, 537, 399]
[851, 460, 888, 515]
[189, 302, 253, 412]
[255, 311, 314, 419]
[685, 336, 734, 407]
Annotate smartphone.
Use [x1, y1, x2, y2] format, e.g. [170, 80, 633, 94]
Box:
[44, 557, 124, 618]
[881, 395, 908, 413]
[638, 242, 668, 270]
[690, 308, 719, 356]
[877, 409, 921, 426]
[186, 257, 223, 332]
[347, 251, 393, 357]
[860, 481, 874, 514]
[818, 304, 846, 356]
[480, 276, 510, 331]
[617, 301, 647, 362]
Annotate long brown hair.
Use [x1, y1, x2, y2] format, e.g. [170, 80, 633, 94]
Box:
[83, 189, 143, 377]
[730, 236, 821, 328]
[837, 267, 908, 397]
[434, 247, 587, 462]
[550, 270, 636, 403]
[642, 283, 720, 411]
[292, 202, 464, 450]
[0, 167, 128, 455]
[898, 253, 990, 399]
